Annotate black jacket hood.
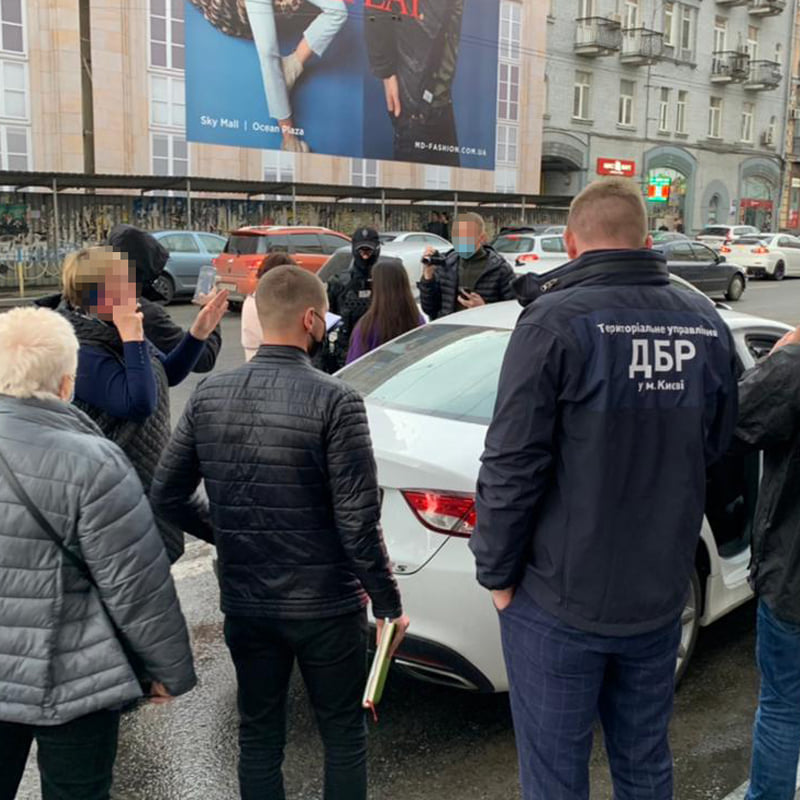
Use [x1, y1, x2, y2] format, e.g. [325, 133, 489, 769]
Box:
[107, 225, 170, 301]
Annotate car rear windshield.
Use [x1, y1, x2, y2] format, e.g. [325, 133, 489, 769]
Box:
[225, 234, 289, 255]
[339, 324, 510, 425]
[732, 236, 770, 245]
[700, 227, 731, 237]
[493, 235, 533, 254]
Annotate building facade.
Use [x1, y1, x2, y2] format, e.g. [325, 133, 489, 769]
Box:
[543, 0, 795, 233]
[13, 0, 546, 199]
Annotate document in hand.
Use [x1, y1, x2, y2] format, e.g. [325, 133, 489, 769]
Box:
[362, 619, 397, 720]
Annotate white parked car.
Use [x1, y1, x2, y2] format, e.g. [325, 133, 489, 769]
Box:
[696, 224, 760, 251]
[339, 281, 789, 692]
[722, 233, 800, 281]
[491, 232, 570, 274]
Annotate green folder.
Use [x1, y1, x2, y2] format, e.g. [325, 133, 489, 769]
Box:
[362, 619, 397, 717]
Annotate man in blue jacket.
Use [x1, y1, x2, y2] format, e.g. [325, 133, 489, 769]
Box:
[470, 178, 738, 800]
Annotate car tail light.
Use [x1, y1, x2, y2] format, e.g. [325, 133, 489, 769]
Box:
[516, 253, 540, 264]
[401, 490, 476, 537]
[751, 246, 770, 254]
[720, 245, 732, 254]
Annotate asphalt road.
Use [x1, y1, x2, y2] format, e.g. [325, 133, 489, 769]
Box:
[14, 276, 800, 799]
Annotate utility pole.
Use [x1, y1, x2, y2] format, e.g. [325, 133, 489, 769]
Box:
[79, 0, 95, 175]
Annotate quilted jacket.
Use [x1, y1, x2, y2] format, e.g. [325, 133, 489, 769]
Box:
[418, 245, 515, 320]
[151, 345, 403, 621]
[0, 396, 196, 726]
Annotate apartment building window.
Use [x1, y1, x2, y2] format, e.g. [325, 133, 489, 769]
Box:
[0, 59, 25, 119]
[775, 43, 782, 68]
[0, 124, 28, 169]
[658, 88, 670, 132]
[150, 74, 185, 129]
[424, 165, 452, 190]
[498, 62, 520, 122]
[495, 167, 517, 194]
[708, 97, 723, 139]
[618, 80, 635, 127]
[573, 70, 592, 120]
[676, 90, 688, 134]
[152, 133, 188, 176]
[0, 0, 24, 54]
[741, 102, 754, 142]
[351, 158, 379, 187]
[499, 1, 521, 62]
[747, 26, 759, 62]
[624, 0, 639, 30]
[663, 2, 675, 47]
[578, 0, 594, 18]
[679, 5, 695, 60]
[150, 0, 185, 70]
[496, 123, 518, 164]
[768, 115, 777, 145]
[263, 150, 295, 182]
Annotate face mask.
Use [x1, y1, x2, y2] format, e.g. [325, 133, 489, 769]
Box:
[455, 238, 478, 259]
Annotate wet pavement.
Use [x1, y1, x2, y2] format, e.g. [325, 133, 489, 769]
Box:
[13, 281, 800, 798]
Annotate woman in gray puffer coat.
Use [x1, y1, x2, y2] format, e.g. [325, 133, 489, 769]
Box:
[0, 307, 197, 800]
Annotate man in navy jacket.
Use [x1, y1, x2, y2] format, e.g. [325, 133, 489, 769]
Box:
[470, 178, 738, 800]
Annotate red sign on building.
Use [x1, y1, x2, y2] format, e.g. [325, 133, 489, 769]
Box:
[596, 158, 636, 177]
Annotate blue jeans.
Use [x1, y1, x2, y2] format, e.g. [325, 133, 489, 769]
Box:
[747, 600, 800, 800]
[246, 0, 347, 120]
[499, 587, 681, 800]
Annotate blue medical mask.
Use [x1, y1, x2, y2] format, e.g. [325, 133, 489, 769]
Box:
[455, 238, 478, 259]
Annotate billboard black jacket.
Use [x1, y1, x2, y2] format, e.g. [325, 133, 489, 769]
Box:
[469, 249, 739, 636]
[365, 0, 465, 114]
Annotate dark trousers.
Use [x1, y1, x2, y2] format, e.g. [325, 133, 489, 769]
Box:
[747, 600, 800, 800]
[392, 98, 461, 168]
[0, 709, 121, 800]
[224, 610, 368, 800]
[500, 587, 681, 800]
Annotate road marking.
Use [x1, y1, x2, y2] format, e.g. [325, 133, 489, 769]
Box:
[721, 764, 800, 799]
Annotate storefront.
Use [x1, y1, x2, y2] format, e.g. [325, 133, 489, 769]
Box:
[646, 167, 687, 231]
[740, 176, 774, 231]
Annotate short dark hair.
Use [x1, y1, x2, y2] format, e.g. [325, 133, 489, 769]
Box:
[257, 251, 296, 280]
[256, 265, 326, 332]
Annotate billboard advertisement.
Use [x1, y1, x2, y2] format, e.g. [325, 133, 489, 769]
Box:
[185, 0, 500, 170]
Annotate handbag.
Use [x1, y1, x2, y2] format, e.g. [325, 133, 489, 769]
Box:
[0, 446, 149, 703]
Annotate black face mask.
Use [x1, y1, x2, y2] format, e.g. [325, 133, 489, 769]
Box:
[307, 330, 324, 359]
[354, 246, 379, 271]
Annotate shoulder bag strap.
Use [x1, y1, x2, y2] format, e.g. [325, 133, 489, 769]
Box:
[0, 446, 95, 586]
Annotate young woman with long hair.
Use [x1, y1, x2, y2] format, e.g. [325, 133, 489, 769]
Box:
[345, 260, 424, 364]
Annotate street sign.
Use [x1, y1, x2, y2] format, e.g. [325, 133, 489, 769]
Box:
[647, 174, 671, 203]
[597, 158, 636, 177]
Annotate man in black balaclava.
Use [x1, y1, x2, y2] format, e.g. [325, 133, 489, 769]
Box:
[107, 225, 221, 373]
[321, 227, 401, 374]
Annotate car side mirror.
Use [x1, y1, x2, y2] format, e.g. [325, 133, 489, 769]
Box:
[717, 254, 726, 263]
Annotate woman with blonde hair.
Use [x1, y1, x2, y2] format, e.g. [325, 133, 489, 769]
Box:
[56, 246, 228, 561]
[0, 306, 196, 800]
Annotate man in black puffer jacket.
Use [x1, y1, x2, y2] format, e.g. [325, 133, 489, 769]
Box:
[419, 212, 514, 320]
[152, 265, 408, 800]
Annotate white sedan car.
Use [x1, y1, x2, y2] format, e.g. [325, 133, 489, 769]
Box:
[722, 233, 800, 281]
[339, 288, 788, 692]
[491, 232, 570, 274]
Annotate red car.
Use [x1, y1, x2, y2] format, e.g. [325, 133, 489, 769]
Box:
[214, 226, 351, 301]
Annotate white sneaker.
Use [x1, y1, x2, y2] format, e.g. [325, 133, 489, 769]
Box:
[282, 54, 304, 92]
[281, 136, 310, 153]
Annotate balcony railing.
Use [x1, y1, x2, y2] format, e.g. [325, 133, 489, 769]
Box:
[575, 17, 623, 56]
[716, 0, 748, 5]
[745, 60, 783, 90]
[711, 51, 750, 83]
[620, 28, 665, 64]
[748, 0, 786, 15]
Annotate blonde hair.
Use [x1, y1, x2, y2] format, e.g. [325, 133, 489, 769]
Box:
[567, 178, 648, 249]
[61, 246, 124, 309]
[0, 307, 78, 399]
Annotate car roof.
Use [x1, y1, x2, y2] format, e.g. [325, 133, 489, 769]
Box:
[152, 230, 225, 236]
[230, 226, 347, 235]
